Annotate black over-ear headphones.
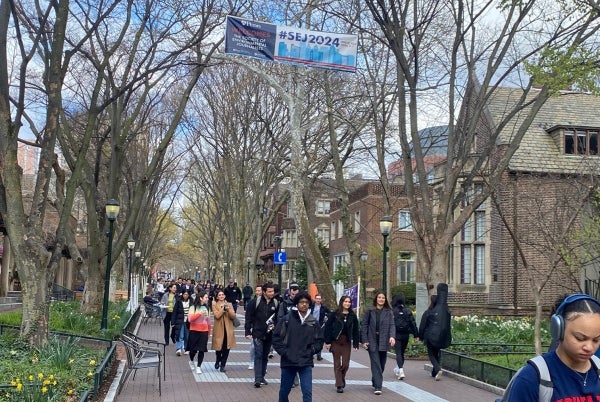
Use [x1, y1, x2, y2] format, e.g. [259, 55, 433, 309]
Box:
[550, 294, 600, 341]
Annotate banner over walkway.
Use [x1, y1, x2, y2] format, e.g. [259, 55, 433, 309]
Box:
[225, 16, 358, 73]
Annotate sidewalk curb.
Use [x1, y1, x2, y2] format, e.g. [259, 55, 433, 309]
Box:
[423, 363, 504, 396]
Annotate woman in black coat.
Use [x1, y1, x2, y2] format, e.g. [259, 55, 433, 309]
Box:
[419, 283, 452, 381]
[323, 295, 360, 393]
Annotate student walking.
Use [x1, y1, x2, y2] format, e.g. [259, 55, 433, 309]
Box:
[501, 293, 600, 400]
[419, 283, 452, 381]
[272, 291, 323, 402]
[187, 291, 210, 374]
[245, 282, 279, 388]
[323, 295, 360, 393]
[361, 292, 395, 395]
[391, 293, 419, 380]
[172, 290, 191, 356]
[160, 283, 178, 345]
[211, 289, 237, 372]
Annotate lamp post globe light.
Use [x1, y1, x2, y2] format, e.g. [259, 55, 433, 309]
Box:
[379, 215, 393, 295]
[127, 237, 135, 302]
[246, 256, 251, 284]
[101, 199, 120, 331]
[360, 251, 368, 313]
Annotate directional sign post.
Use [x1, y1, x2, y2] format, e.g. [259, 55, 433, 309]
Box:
[274, 251, 287, 265]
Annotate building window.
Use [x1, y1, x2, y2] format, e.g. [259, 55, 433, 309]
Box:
[316, 200, 331, 216]
[283, 230, 298, 248]
[460, 184, 486, 285]
[397, 252, 416, 283]
[354, 211, 361, 233]
[398, 209, 413, 231]
[315, 227, 330, 244]
[564, 129, 599, 155]
[333, 254, 348, 276]
[330, 221, 336, 240]
[337, 219, 343, 239]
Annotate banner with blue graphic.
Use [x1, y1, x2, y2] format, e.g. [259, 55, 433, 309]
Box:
[225, 16, 357, 73]
[343, 283, 359, 309]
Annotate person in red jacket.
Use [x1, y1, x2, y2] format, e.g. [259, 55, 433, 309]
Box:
[187, 290, 210, 374]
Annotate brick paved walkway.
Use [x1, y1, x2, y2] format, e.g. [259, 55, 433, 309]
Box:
[108, 307, 503, 402]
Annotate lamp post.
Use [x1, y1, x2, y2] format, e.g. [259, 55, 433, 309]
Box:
[101, 199, 120, 331]
[134, 250, 142, 295]
[360, 251, 368, 313]
[380, 215, 392, 295]
[246, 256, 251, 284]
[223, 263, 227, 284]
[127, 237, 135, 302]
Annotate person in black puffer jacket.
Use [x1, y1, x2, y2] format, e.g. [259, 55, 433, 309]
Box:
[391, 294, 419, 380]
[273, 291, 323, 402]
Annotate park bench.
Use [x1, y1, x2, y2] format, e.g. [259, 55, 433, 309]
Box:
[118, 334, 163, 396]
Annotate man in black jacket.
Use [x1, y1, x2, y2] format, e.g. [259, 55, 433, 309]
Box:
[245, 282, 279, 388]
[273, 291, 323, 402]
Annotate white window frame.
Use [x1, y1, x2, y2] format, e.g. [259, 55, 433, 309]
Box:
[398, 209, 413, 231]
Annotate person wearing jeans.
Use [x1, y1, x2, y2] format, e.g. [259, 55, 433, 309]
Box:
[244, 282, 279, 387]
[174, 291, 191, 355]
[272, 291, 323, 402]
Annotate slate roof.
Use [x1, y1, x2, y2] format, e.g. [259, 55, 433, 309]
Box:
[485, 87, 600, 174]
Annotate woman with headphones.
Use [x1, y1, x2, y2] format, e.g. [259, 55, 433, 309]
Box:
[502, 294, 600, 401]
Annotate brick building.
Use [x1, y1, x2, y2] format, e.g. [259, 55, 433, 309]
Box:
[327, 88, 600, 315]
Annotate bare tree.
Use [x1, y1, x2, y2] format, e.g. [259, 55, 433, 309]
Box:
[491, 173, 599, 353]
[354, 0, 600, 291]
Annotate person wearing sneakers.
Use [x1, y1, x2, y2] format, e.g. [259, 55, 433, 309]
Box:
[391, 294, 419, 380]
[419, 283, 452, 381]
[187, 290, 210, 374]
[248, 285, 263, 370]
[245, 282, 279, 388]
[172, 290, 191, 356]
[361, 292, 395, 395]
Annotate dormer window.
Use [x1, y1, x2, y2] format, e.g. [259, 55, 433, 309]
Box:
[564, 129, 599, 155]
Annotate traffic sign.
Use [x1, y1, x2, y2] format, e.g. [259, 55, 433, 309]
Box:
[274, 251, 287, 264]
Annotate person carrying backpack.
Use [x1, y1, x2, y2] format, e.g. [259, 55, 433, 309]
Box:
[499, 293, 600, 401]
[391, 293, 419, 380]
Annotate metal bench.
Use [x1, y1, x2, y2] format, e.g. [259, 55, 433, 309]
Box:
[142, 302, 162, 325]
[123, 330, 166, 380]
[118, 334, 163, 396]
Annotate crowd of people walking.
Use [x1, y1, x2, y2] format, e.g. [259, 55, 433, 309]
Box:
[143, 276, 450, 399]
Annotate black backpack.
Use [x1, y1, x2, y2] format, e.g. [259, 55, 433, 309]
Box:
[394, 307, 412, 332]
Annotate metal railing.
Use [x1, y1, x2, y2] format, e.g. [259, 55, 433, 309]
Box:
[0, 305, 141, 401]
[51, 283, 75, 301]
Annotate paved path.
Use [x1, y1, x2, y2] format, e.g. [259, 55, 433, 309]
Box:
[110, 307, 502, 402]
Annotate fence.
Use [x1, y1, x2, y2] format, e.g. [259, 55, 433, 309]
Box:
[0, 305, 141, 401]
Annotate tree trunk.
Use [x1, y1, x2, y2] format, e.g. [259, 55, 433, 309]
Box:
[19, 253, 51, 346]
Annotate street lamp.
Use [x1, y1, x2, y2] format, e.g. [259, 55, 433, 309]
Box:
[134, 250, 142, 295]
[223, 263, 227, 284]
[246, 256, 251, 284]
[127, 237, 135, 302]
[380, 215, 393, 295]
[101, 199, 120, 331]
[360, 251, 368, 313]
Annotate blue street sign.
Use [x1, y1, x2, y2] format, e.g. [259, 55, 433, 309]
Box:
[274, 251, 287, 264]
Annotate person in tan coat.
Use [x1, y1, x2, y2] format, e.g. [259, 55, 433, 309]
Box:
[211, 289, 237, 372]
